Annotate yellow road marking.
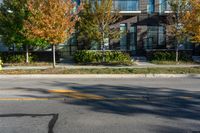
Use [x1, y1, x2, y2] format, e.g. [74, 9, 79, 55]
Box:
[178, 96, 192, 99]
[64, 93, 104, 100]
[48, 89, 77, 93]
[48, 89, 105, 100]
[0, 98, 65, 101]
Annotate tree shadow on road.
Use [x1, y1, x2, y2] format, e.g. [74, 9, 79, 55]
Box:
[12, 82, 200, 121]
[65, 84, 200, 120]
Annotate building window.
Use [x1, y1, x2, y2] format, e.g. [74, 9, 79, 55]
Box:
[144, 26, 158, 49]
[144, 26, 166, 50]
[114, 0, 139, 11]
[120, 24, 127, 50]
[159, 0, 166, 14]
[159, 0, 171, 14]
[166, 0, 171, 11]
[90, 0, 140, 11]
[158, 26, 165, 46]
[147, 0, 155, 14]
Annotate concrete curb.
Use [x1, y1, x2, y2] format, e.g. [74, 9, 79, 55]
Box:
[0, 74, 200, 79]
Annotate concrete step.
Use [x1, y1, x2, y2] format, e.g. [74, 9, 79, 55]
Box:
[133, 56, 147, 62]
[60, 58, 75, 64]
[192, 56, 200, 63]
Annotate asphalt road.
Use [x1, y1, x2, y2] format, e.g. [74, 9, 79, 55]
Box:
[0, 77, 200, 133]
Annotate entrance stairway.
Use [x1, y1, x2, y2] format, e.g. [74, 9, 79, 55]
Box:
[133, 56, 155, 66]
[59, 56, 75, 65]
[192, 56, 200, 63]
[133, 56, 147, 62]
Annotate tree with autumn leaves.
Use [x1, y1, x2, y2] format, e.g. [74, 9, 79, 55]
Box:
[77, 0, 121, 50]
[0, 0, 47, 64]
[167, 0, 189, 62]
[183, 0, 200, 43]
[23, 0, 81, 68]
[168, 0, 200, 62]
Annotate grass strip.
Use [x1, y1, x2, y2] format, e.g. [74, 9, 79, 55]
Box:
[0, 67, 200, 74]
[3, 62, 52, 66]
[150, 60, 198, 65]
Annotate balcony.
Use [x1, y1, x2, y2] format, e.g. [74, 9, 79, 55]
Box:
[113, 0, 141, 14]
[89, 0, 141, 14]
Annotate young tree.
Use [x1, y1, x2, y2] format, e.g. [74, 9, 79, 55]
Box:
[23, 0, 80, 68]
[183, 0, 200, 43]
[77, 0, 121, 51]
[168, 0, 189, 62]
[0, 0, 30, 63]
[0, 0, 47, 63]
[76, 1, 99, 49]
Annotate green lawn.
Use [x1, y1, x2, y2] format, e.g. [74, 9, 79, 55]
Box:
[1, 67, 200, 74]
[150, 60, 198, 65]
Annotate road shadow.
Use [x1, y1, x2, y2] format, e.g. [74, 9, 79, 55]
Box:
[66, 84, 200, 119]
[11, 82, 200, 121]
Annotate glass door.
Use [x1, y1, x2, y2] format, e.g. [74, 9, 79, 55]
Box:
[120, 24, 127, 50]
[130, 25, 137, 55]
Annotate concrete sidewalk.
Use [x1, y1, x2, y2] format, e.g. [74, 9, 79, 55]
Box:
[2, 64, 200, 70]
[1, 74, 200, 79]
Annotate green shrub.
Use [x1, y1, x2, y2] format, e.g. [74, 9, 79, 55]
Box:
[150, 51, 191, 61]
[0, 53, 35, 63]
[74, 50, 133, 65]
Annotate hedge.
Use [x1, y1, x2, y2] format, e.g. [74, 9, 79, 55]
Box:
[0, 51, 60, 63]
[148, 51, 192, 61]
[74, 50, 133, 65]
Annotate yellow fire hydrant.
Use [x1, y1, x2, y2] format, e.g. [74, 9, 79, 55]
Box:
[0, 60, 3, 71]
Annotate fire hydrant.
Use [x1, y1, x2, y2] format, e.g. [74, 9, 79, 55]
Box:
[0, 60, 3, 71]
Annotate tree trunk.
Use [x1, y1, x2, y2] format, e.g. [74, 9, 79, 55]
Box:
[176, 43, 179, 63]
[25, 44, 29, 64]
[69, 40, 72, 56]
[52, 45, 56, 68]
[102, 40, 105, 63]
[12, 44, 15, 52]
[102, 32, 105, 63]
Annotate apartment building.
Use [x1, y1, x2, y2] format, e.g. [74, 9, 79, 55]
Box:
[69, 0, 194, 56]
[110, 0, 173, 55]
